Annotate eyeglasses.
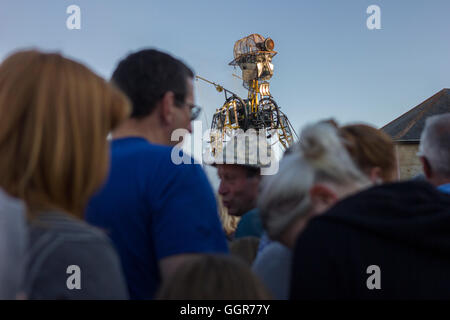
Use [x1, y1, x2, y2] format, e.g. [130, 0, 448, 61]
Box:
[188, 104, 202, 121]
[174, 98, 202, 121]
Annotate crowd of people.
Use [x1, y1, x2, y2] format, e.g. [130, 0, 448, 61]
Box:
[0, 48, 449, 300]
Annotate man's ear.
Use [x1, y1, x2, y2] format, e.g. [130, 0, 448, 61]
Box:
[159, 91, 176, 125]
[309, 183, 339, 214]
[420, 156, 432, 179]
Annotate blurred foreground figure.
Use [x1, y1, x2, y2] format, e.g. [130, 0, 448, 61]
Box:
[418, 113, 450, 194]
[156, 254, 271, 299]
[254, 122, 371, 299]
[290, 122, 450, 299]
[256, 121, 398, 256]
[86, 49, 228, 299]
[0, 50, 130, 299]
[0, 189, 26, 299]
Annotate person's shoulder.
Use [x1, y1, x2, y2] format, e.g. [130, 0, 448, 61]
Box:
[28, 212, 122, 278]
[112, 137, 174, 161]
[26, 212, 128, 299]
[29, 212, 109, 245]
[255, 241, 291, 265]
[319, 180, 450, 223]
[0, 189, 26, 238]
[341, 180, 439, 204]
[0, 188, 25, 215]
[253, 242, 291, 286]
[238, 209, 262, 229]
[241, 208, 260, 221]
[116, 139, 199, 169]
[264, 241, 291, 256]
[111, 138, 203, 177]
[235, 209, 263, 238]
[438, 183, 450, 195]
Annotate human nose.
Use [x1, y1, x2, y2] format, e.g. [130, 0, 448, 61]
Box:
[218, 180, 228, 196]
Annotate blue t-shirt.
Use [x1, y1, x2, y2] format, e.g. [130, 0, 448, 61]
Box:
[86, 137, 228, 299]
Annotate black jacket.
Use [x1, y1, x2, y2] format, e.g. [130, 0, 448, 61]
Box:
[290, 180, 450, 300]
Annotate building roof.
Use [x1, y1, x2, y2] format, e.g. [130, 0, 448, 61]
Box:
[382, 89, 450, 142]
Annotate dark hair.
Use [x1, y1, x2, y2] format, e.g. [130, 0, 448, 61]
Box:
[111, 49, 194, 118]
[245, 166, 261, 178]
[156, 254, 271, 300]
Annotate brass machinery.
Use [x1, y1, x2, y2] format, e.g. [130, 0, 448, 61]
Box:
[197, 34, 297, 155]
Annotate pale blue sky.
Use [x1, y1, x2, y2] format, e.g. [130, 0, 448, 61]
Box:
[1, 0, 449, 166]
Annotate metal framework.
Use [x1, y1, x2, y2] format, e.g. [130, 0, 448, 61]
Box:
[197, 34, 298, 155]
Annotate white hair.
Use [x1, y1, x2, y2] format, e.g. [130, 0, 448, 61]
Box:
[418, 113, 450, 177]
[258, 122, 370, 240]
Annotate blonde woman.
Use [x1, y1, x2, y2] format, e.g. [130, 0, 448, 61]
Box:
[0, 50, 130, 299]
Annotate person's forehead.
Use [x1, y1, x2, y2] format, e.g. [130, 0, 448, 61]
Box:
[217, 164, 248, 175]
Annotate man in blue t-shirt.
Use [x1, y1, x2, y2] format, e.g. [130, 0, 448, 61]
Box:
[86, 49, 228, 299]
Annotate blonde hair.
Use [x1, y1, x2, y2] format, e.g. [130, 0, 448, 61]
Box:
[0, 50, 130, 217]
[340, 124, 397, 182]
[217, 195, 240, 237]
[258, 122, 370, 240]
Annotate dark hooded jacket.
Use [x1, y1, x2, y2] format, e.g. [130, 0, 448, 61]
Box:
[290, 180, 450, 300]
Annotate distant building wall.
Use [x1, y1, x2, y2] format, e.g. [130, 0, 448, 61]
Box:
[395, 142, 422, 180]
